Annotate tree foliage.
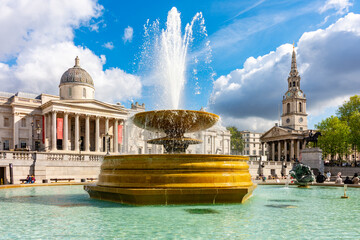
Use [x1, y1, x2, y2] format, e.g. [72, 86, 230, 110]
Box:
[315, 116, 350, 160]
[337, 95, 360, 123]
[227, 126, 244, 155]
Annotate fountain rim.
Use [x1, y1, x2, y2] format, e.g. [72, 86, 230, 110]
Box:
[133, 109, 220, 118]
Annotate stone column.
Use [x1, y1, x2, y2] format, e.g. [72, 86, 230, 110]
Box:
[284, 140, 287, 161]
[296, 140, 300, 160]
[95, 116, 100, 152]
[85, 115, 90, 152]
[13, 113, 20, 149]
[114, 119, 118, 153]
[75, 114, 80, 152]
[63, 112, 68, 151]
[278, 141, 281, 161]
[51, 111, 57, 151]
[302, 140, 306, 150]
[44, 113, 48, 151]
[290, 139, 294, 161]
[105, 118, 109, 152]
[271, 142, 275, 161]
[46, 114, 51, 149]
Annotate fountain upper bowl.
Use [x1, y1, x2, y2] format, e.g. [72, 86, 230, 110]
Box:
[132, 110, 219, 134]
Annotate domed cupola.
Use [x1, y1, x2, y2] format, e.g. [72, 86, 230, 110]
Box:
[59, 57, 95, 100]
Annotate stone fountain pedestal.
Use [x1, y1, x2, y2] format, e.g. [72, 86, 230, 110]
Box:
[85, 154, 255, 205]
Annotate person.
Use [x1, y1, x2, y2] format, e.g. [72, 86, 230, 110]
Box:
[326, 171, 331, 182]
[344, 176, 352, 184]
[316, 172, 326, 183]
[335, 174, 343, 184]
[352, 173, 359, 184]
[31, 175, 35, 184]
[25, 175, 31, 184]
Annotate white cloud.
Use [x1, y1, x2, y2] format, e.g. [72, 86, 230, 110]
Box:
[123, 26, 134, 43]
[0, 0, 141, 103]
[102, 42, 114, 50]
[319, 0, 353, 15]
[209, 13, 360, 132]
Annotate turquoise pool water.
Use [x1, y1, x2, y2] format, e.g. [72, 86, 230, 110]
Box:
[0, 185, 359, 239]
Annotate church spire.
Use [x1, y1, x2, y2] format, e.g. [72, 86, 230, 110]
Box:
[290, 45, 298, 77]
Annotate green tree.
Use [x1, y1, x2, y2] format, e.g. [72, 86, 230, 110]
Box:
[337, 95, 360, 123]
[227, 126, 244, 155]
[349, 111, 360, 164]
[337, 95, 360, 164]
[315, 116, 351, 162]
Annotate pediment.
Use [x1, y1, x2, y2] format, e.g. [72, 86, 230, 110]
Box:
[261, 126, 292, 140]
[42, 99, 128, 115]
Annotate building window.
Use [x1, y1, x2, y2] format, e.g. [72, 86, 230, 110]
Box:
[246, 150, 249, 155]
[253, 150, 256, 155]
[69, 87, 72, 97]
[83, 88, 86, 98]
[246, 144, 249, 147]
[287, 103, 290, 113]
[3, 140, 9, 150]
[148, 148, 152, 154]
[299, 102, 302, 112]
[292, 81, 295, 87]
[253, 144, 256, 147]
[4, 117, 9, 127]
[208, 137, 211, 144]
[138, 148, 142, 154]
[20, 141, 27, 149]
[300, 127, 303, 130]
[21, 118, 26, 127]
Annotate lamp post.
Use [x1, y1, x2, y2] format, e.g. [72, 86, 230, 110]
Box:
[35, 124, 42, 151]
[78, 138, 82, 155]
[31, 121, 34, 150]
[105, 132, 110, 155]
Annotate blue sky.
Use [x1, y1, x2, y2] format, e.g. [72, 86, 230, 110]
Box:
[1, 0, 360, 132]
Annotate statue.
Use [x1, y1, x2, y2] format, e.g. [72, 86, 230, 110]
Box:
[289, 163, 315, 187]
[304, 130, 322, 147]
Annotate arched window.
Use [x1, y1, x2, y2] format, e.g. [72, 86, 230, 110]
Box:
[299, 102, 302, 112]
[289, 82, 291, 88]
[68, 87, 72, 97]
[83, 88, 86, 98]
[292, 81, 295, 87]
[287, 103, 290, 113]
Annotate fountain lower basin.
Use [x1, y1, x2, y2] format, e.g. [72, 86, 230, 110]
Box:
[85, 154, 256, 205]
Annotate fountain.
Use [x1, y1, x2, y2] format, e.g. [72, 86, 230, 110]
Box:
[84, 7, 255, 205]
[289, 163, 315, 188]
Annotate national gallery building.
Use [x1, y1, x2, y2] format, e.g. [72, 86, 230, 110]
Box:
[0, 57, 230, 184]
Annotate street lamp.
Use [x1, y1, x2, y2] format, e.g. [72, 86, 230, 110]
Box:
[105, 132, 110, 155]
[78, 138, 82, 154]
[35, 124, 42, 151]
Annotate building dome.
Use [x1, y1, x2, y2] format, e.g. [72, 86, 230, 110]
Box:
[59, 56, 94, 87]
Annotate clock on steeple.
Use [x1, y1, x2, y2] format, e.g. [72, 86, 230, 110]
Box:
[281, 45, 308, 131]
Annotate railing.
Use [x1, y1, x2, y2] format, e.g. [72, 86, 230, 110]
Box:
[0, 151, 103, 162]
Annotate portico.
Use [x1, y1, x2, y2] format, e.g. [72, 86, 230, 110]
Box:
[42, 100, 127, 154]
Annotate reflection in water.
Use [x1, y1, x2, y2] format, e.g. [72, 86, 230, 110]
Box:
[265, 204, 297, 209]
[268, 199, 300, 203]
[185, 208, 220, 214]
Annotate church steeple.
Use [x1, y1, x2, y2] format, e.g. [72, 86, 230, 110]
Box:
[290, 45, 298, 77]
[281, 44, 308, 131]
[287, 45, 301, 91]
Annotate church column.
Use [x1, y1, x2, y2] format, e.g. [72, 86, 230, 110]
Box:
[302, 140, 306, 150]
[284, 140, 288, 161]
[75, 114, 80, 152]
[290, 139, 294, 161]
[114, 119, 118, 153]
[271, 142, 275, 161]
[85, 115, 90, 152]
[296, 140, 300, 160]
[51, 111, 57, 151]
[63, 112, 68, 151]
[95, 116, 100, 152]
[278, 141, 281, 161]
